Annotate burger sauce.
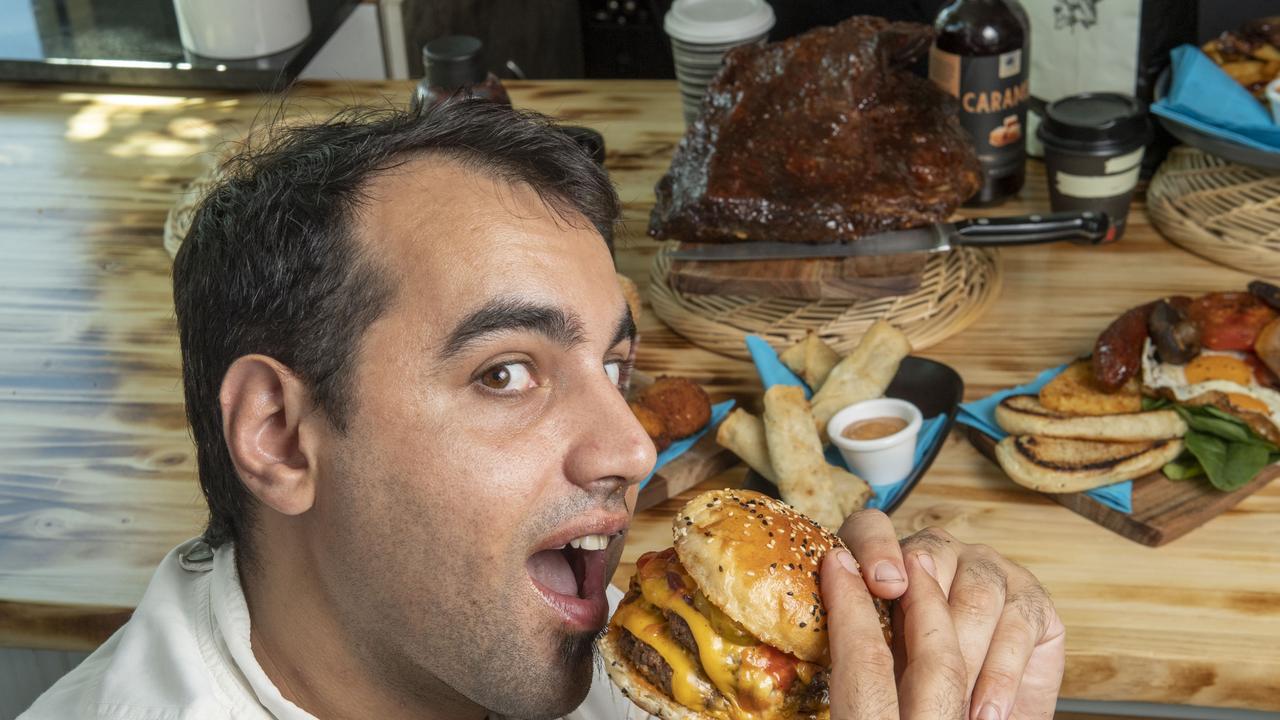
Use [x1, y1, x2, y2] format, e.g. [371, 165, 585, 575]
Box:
[929, 0, 1030, 206]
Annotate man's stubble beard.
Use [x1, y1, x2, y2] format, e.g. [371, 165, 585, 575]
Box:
[322, 448, 601, 720]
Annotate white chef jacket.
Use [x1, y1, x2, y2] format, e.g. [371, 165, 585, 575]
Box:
[21, 538, 646, 720]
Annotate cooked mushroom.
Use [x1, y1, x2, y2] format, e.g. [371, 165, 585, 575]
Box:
[1149, 299, 1201, 365]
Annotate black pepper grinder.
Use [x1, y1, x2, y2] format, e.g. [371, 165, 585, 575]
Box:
[414, 35, 511, 109]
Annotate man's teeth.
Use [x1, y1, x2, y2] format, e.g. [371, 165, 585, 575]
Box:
[567, 533, 611, 551]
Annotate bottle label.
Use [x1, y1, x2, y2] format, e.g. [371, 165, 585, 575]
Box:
[929, 46, 1029, 176]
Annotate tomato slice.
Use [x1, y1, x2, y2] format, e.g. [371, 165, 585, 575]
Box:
[742, 644, 799, 694]
[1188, 292, 1278, 351]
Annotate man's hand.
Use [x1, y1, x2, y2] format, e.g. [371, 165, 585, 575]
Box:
[822, 547, 967, 719]
[834, 510, 1066, 720]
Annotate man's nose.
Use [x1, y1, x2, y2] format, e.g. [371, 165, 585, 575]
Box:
[562, 370, 657, 493]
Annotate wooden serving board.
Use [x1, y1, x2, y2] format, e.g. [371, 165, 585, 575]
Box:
[629, 372, 738, 512]
[668, 244, 928, 300]
[964, 425, 1280, 546]
[636, 431, 739, 512]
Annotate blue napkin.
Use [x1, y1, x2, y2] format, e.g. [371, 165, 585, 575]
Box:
[746, 335, 946, 511]
[1150, 44, 1280, 153]
[640, 399, 736, 489]
[955, 365, 1133, 514]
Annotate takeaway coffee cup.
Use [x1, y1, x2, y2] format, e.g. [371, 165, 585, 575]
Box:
[664, 0, 775, 124]
[1038, 93, 1151, 242]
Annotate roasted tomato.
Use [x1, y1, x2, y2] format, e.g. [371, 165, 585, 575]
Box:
[1188, 292, 1278, 351]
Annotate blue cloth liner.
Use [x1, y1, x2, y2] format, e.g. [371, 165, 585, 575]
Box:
[955, 364, 1133, 514]
[640, 399, 736, 489]
[1150, 45, 1280, 153]
[746, 335, 945, 511]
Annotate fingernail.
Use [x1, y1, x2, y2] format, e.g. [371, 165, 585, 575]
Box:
[917, 552, 937, 579]
[873, 561, 904, 583]
[835, 549, 860, 576]
[978, 702, 1001, 720]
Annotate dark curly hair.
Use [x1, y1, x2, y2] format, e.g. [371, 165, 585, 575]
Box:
[173, 99, 618, 551]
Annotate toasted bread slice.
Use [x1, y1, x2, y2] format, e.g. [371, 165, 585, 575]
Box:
[995, 395, 1187, 441]
[1039, 359, 1142, 416]
[995, 435, 1184, 493]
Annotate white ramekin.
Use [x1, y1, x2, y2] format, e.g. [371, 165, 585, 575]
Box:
[826, 398, 922, 488]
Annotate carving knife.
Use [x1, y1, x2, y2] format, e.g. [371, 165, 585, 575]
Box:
[667, 211, 1112, 261]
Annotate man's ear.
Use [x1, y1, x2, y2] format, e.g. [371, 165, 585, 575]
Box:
[220, 354, 321, 516]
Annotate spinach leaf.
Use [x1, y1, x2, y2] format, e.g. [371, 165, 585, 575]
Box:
[1162, 455, 1204, 481]
[1143, 396, 1172, 411]
[1216, 442, 1274, 492]
[1183, 431, 1227, 485]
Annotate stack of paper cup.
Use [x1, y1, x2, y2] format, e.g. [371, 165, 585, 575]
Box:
[664, 0, 775, 124]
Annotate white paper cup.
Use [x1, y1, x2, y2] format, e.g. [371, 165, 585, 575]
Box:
[826, 399, 922, 489]
[665, 0, 775, 124]
[174, 0, 311, 59]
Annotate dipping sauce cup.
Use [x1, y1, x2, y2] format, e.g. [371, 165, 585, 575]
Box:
[826, 398, 922, 490]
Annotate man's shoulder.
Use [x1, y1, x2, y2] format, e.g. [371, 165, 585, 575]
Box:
[20, 539, 267, 720]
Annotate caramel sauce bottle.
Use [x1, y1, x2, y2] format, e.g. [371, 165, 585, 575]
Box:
[929, 0, 1030, 207]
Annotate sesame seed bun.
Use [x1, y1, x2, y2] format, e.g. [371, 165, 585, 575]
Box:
[675, 489, 867, 664]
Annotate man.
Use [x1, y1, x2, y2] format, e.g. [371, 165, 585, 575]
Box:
[23, 100, 1063, 720]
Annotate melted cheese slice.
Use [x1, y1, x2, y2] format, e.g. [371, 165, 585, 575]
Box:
[612, 601, 710, 712]
[616, 549, 821, 720]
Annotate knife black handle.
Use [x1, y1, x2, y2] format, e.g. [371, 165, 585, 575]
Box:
[952, 211, 1112, 247]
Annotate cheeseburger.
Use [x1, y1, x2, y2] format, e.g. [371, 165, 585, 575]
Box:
[598, 490, 890, 720]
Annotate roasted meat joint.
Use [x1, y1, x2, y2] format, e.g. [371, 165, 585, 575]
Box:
[649, 16, 982, 245]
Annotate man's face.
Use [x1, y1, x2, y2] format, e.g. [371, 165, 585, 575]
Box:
[308, 158, 656, 718]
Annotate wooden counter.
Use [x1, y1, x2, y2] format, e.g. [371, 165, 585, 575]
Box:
[0, 81, 1276, 711]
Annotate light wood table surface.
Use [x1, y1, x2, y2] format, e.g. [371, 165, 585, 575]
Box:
[0, 80, 1276, 712]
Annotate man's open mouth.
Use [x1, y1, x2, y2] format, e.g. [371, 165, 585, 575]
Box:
[527, 532, 620, 630]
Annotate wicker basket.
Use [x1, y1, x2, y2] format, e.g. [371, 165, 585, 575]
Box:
[1148, 146, 1280, 277]
[648, 242, 1003, 359]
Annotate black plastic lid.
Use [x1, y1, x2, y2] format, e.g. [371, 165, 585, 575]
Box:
[1038, 92, 1151, 152]
[423, 35, 486, 88]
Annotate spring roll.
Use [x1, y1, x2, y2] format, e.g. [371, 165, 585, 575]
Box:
[779, 333, 841, 391]
[811, 321, 911, 438]
[716, 408, 778, 483]
[802, 333, 841, 390]
[763, 385, 845, 529]
[718, 407, 872, 520]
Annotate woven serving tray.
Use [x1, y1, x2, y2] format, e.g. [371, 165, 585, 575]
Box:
[1148, 146, 1280, 277]
[648, 241, 1003, 359]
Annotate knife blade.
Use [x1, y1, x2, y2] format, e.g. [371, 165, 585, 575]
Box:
[666, 211, 1111, 261]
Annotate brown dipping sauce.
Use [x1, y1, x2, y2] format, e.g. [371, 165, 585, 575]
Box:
[842, 416, 908, 441]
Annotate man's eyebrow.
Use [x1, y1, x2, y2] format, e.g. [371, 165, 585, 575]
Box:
[439, 299, 586, 360]
[610, 305, 637, 349]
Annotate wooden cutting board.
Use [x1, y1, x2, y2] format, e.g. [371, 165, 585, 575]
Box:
[668, 244, 929, 300]
[964, 425, 1280, 546]
[636, 431, 740, 512]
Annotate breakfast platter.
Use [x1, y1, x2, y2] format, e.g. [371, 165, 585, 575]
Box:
[965, 281, 1280, 545]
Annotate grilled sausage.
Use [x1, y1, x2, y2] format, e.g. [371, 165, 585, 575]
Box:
[1093, 302, 1156, 392]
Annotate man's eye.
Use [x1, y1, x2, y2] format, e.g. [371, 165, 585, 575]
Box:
[478, 362, 536, 392]
[605, 360, 622, 387]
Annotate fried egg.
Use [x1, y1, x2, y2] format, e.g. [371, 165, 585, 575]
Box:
[1142, 338, 1280, 433]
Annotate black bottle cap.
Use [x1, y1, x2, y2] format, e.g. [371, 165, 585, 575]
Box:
[424, 35, 486, 88]
[1038, 92, 1151, 154]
